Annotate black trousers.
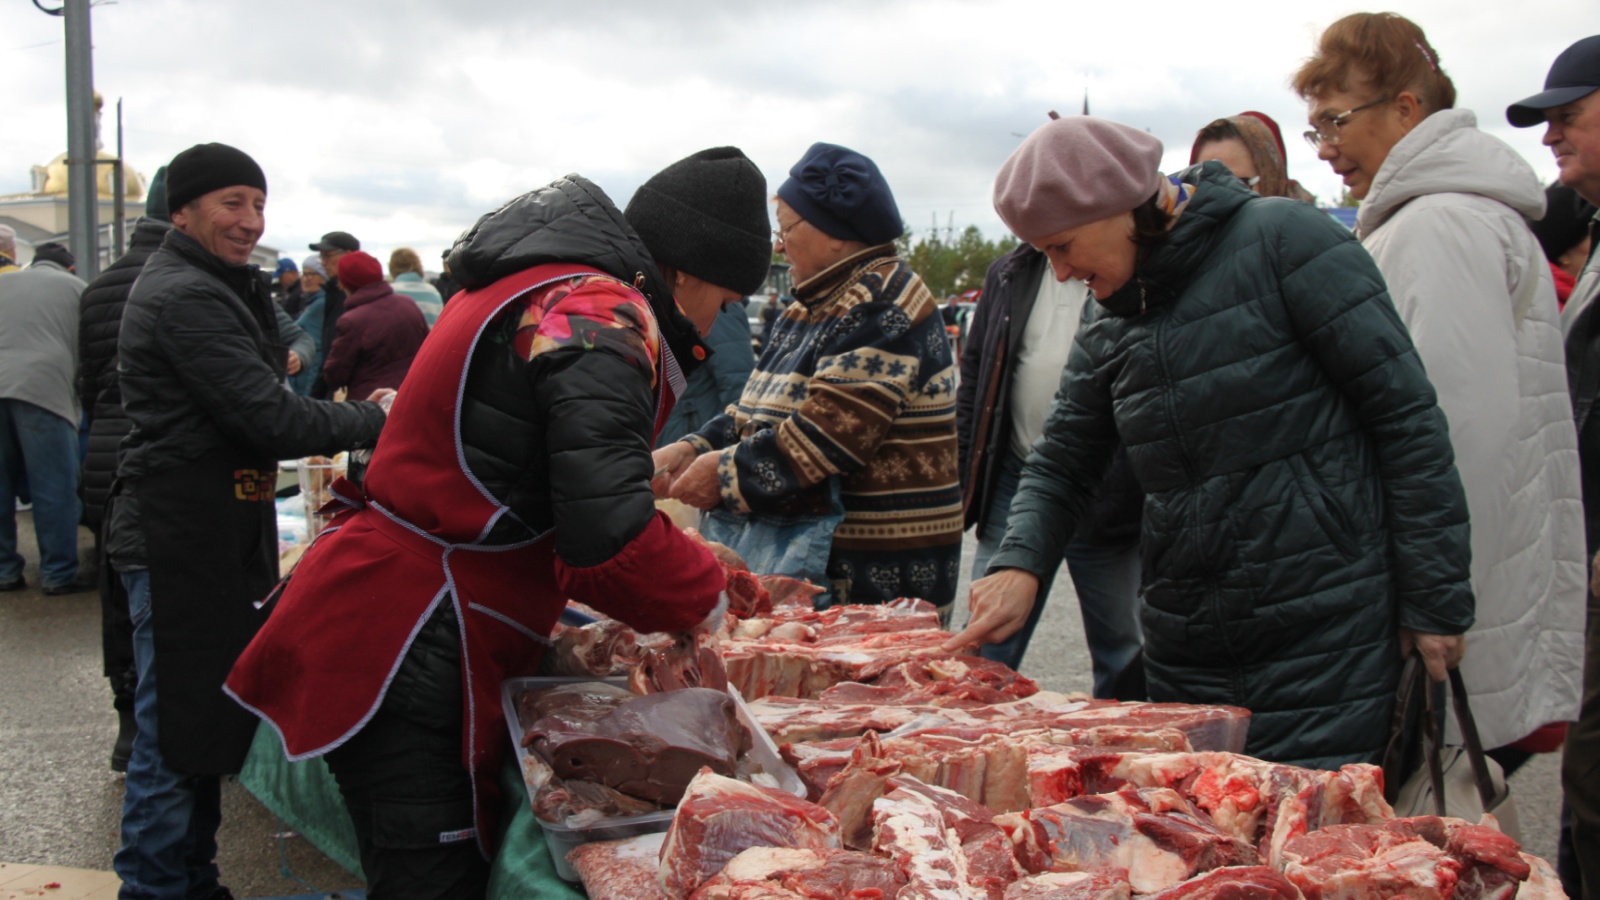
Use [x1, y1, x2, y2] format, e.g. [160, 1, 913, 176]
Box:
[325, 602, 488, 900]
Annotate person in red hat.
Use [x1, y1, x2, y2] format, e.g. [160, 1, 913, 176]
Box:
[1189, 111, 1318, 203]
[318, 250, 429, 399]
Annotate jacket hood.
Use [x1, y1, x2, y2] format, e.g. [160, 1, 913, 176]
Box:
[1097, 161, 1255, 317]
[446, 174, 707, 372]
[1357, 109, 1546, 235]
[343, 279, 395, 309]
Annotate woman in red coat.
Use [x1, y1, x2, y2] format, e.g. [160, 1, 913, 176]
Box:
[227, 148, 772, 898]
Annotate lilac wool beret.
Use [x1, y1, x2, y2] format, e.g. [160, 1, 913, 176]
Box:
[993, 117, 1165, 242]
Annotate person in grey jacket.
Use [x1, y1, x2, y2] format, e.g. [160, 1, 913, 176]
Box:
[950, 116, 1474, 768]
[655, 301, 755, 446]
[0, 242, 89, 595]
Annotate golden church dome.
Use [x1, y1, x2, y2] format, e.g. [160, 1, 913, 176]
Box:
[32, 150, 147, 200]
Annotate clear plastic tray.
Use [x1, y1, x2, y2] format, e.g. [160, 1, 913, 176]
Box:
[501, 675, 803, 882]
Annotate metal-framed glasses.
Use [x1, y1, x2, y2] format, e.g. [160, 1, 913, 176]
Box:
[1303, 97, 1390, 150]
[772, 220, 804, 246]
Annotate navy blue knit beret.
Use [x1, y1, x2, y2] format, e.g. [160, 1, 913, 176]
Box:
[777, 143, 903, 245]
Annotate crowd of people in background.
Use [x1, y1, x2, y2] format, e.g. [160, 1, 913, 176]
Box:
[2, 12, 1600, 900]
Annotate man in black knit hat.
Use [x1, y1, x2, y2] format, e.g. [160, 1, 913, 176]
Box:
[107, 143, 389, 900]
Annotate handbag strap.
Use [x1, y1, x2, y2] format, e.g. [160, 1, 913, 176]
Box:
[1381, 655, 1426, 802]
[1447, 667, 1501, 810]
[1420, 662, 1448, 817]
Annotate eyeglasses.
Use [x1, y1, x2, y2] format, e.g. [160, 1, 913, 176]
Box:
[1303, 97, 1390, 150]
[772, 220, 804, 246]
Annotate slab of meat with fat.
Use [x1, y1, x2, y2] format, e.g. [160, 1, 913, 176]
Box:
[689, 846, 907, 900]
[568, 832, 670, 900]
[725, 629, 973, 701]
[816, 656, 1040, 708]
[751, 694, 1249, 753]
[1277, 815, 1532, 900]
[870, 776, 1024, 899]
[1143, 866, 1303, 900]
[995, 787, 1257, 894]
[658, 768, 840, 897]
[524, 686, 743, 807]
[1003, 870, 1131, 900]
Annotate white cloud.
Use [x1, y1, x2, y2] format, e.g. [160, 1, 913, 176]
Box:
[1, 0, 1584, 270]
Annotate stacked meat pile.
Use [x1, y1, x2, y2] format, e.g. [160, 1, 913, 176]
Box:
[539, 535, 1563, 899]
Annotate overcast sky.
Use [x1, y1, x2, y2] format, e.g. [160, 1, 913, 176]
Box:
[2, 0, 1586, 270]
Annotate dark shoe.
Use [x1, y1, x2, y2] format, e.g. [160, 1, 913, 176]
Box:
[0, 576, 24, 592]
[111, 708, 137, 773]
[42, 577, 95, 596]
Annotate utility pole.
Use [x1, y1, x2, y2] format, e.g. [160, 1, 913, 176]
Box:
[63, 0, 100, 280]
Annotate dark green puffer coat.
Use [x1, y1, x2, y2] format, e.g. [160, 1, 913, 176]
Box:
[988, 162, 1475, 768]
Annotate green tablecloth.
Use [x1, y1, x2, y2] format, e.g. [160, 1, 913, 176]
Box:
[239, 726, 585, 898]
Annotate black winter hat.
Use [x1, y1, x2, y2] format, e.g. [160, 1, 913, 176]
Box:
[777, 142, 902, 246]
[31, 242, 74, 269]
[1530, 183, 1595, 262]
[144, 166, 170, 223]
[624, 147, 770, 297]
[165, 143, 266, 212]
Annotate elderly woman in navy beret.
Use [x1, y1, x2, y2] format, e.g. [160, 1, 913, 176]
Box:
[653, 143, 964, 613]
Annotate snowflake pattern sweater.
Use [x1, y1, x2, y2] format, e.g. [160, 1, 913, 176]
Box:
[687, 244, 963, 609]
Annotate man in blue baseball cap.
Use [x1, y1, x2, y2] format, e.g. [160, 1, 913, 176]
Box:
[1511, 34, 1600, 899]
[273, 256, 303, 316]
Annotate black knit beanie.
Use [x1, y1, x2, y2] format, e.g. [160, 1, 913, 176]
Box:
[164, 143, 267, 212]
[624, 147, 770, 296]
[144, 165, 170, 223]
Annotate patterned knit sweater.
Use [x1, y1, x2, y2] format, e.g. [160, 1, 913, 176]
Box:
[686, 244, 963, 608]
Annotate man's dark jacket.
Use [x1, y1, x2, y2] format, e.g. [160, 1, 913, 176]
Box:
[76, 217, 169, 530]
[110, 229, 385, 774]
[955, 244, 1141, 545]
[318, 280, 428, 400]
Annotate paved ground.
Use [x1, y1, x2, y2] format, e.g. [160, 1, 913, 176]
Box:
[0, 511, 1565, 897]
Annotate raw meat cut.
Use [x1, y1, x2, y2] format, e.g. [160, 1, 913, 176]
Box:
[870, 776, 1023, 899]
[751, 694, 1249, 753]
[759, 574, 827, 610]
[538, 617, 640, 677]
[658, 768, 841, 897]
[870, 775, 1017, 890]
[690, 847, 907, 900]
[995, 787, 1257, 894]
[804, 726, 1193, 815]
[725, 630, 976, 701]
[1003, 871, 1131, 900]
[632, 628, 730, 695]
[1144, 866, 1302, 900]
[1516, 853, 1571, 900]
[568, 831, 670, 900]
[523, 686, 743, 806]
[816, 656, 1039, 708]
[1277, 816, 1532, 900]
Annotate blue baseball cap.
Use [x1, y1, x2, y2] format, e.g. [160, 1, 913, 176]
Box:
[1508, 35, 1600, 127]
[274, 257, 298, 276]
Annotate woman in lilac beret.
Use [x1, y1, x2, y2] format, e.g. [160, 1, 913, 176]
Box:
[947, 116, 1475, 768]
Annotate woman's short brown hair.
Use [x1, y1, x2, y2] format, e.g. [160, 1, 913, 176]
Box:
[1291, 12, 1456, 113]
[388, 247, 424, 278]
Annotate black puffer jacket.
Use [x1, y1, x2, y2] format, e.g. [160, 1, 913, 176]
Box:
[989, 163, 1475, 768]
[445, 174, 709, 561]
[117, 230, 386, 481]
[77, 217, 170, 530]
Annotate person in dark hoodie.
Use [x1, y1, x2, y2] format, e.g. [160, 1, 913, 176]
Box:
[226, 147, 772, 897]
[318, 250, 429, 399]
[77, 166, 171, 773]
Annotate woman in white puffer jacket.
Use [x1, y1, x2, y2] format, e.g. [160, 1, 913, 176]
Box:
[1295, 12, 1586, 763]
